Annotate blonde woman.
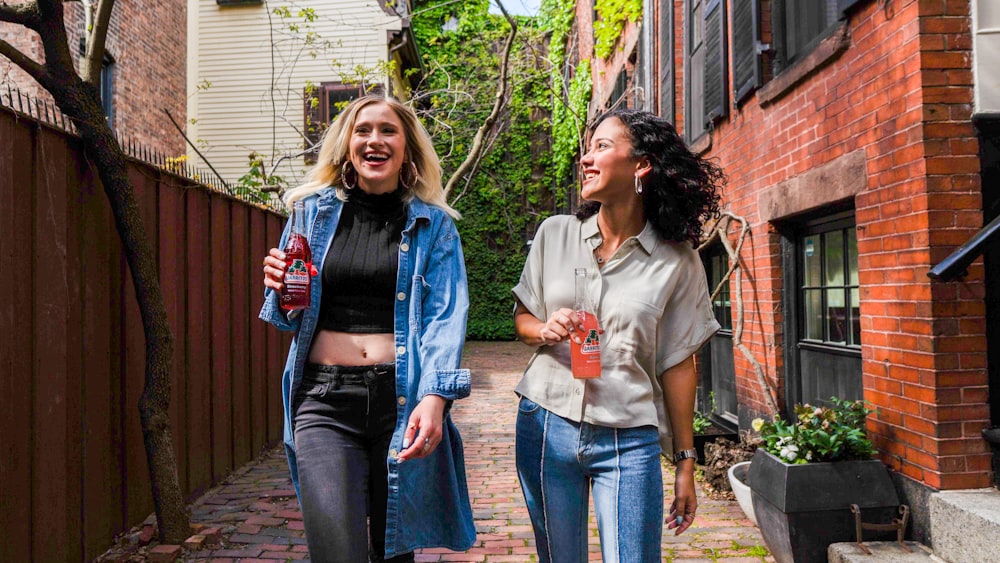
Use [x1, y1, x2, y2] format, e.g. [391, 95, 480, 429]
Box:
[260, 95, 475, 562]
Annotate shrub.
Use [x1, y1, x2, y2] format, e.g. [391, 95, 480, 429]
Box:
[752, 397, 877, 464]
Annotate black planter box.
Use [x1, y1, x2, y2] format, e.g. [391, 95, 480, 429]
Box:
[747, 449, 900, 563]
[693, 427, 738, 464]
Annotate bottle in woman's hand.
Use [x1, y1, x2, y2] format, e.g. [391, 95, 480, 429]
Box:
[570, 268, 601, 378]
[281, 201, 316, 311]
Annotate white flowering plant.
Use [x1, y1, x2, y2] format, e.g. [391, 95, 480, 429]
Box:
[751, 397, 877, 464]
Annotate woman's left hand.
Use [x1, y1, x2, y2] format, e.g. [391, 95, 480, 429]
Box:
[667, 461, 698, 535]
[397, 394, 446, 461]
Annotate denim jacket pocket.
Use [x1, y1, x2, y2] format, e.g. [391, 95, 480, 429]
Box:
[409, 274, 430, 331]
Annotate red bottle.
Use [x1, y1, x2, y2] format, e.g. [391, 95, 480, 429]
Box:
[281, 201, 313, 311]
[570, 268, 602, 378]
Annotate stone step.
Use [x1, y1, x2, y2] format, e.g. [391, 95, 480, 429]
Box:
[828, 541, 945, 563]
[928, 488, 1000, 563]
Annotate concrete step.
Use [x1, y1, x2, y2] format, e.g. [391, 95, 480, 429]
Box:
[828, 541, 945, 562]
[928, 488, 1000, 563]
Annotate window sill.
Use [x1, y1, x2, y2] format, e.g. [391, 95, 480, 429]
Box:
[690, 132, 712, 155]
[758, 22, 851, 107]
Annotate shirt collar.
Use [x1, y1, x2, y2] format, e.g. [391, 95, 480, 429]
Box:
[581, 213, 657, 255]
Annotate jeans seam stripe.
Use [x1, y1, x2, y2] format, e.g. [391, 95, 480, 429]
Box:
[540, 408, 551, 560]
[614, 427, 622, 563]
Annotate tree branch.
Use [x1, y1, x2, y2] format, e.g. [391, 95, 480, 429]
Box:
[700, 212, 781, 417]
[443, 0, 516, 199]
[0, 37, 49, 86]
[0, 1, 41, 29]
[81, 0, 115, 85]
[163, 108, 230, 189]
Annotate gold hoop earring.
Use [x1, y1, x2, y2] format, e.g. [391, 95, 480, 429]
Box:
[400, 161, 419, 191]
[342, 161, 357, 190]
[634, 175, 643, 195]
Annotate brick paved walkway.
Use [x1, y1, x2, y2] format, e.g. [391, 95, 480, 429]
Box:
[126, 342, 772, 562]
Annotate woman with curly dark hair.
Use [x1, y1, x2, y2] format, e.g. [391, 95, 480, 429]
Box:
[511, 109, 724, 562]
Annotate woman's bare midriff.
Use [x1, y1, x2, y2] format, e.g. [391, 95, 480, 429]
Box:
[308, 330, 396, 366]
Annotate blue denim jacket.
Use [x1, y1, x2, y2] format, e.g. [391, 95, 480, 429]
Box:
[259, 187, 475, 556]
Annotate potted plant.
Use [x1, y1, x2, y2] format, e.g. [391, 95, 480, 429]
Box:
[748, 398, 900, 563]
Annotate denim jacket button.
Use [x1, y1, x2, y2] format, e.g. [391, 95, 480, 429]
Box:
[390, 448, 398, 457]
[400, 242, 409, 252]
[396, 346, 406, 355]
[398, 396, 406, 406]
[397, 292, 406, 301]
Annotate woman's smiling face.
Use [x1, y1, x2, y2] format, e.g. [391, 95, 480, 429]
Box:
[349, 102, 407, 194]
[579, 117, 640, 204]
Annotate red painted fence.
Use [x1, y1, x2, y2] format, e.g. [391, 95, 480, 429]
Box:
[0, 105, 292, 562]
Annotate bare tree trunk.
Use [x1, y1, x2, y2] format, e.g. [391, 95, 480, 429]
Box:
[0, 0, 190, 543]
[443, 1, 517, 199]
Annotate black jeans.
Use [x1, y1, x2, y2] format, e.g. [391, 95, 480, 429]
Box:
[293, 363, 415, 563]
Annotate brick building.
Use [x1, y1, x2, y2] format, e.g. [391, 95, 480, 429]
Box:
[564, 0, 1000, 544]
[0, 2, 186, 157]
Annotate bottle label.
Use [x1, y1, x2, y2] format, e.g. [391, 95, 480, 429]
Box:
[285, 259, 311, 285]
[581, 329, 600, 354]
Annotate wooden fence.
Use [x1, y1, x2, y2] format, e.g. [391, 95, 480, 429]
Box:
[0, 103, 292, 562]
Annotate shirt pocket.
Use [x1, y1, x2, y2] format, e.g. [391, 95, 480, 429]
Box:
[608, 297, 661, 359]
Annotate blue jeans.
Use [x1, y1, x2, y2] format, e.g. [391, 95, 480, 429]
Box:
[293, 363, 414, 563]
[515, 395, 663, 563]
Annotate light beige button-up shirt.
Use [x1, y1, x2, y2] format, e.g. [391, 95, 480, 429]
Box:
[512, 214, 721, 452]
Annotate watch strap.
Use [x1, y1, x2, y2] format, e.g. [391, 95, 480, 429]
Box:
[673, 448, 698, 463]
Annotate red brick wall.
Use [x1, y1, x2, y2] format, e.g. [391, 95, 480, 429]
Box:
[0, 2, 186, 156]
[706, 0, 989, 491]
[582, 0, 991, 490]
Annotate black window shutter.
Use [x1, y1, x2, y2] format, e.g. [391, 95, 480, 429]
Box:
[731, 0, 759, 104]
[659, 1, 674, 124]
[703, 0, 727, 125]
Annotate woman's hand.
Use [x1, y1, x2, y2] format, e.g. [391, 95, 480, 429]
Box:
[262, 248, 287, 291]
[666, 459, 698, 535]
[539, 307, 584, 345]
[397, 394, 446, 462]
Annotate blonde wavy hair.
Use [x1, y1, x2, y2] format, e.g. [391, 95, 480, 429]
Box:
[283, 94, 460, 220]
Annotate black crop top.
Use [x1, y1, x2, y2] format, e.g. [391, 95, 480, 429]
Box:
[319, 189, 406, 333]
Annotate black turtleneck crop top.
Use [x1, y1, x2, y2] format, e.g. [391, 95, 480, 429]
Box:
[319, 189, 406, 333]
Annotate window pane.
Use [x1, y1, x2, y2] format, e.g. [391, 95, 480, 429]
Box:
[826, 288, 847, 344]
[328, 88, 360, 120]
[803, 235, 821, 286]
[804, 289, 823, 340]
[825, 230, 845, 286]
[848, 227, 858, 285]
[850, 287, 861, 346]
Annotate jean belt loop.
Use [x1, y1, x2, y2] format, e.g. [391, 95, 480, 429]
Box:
[329, 373, 342, 391]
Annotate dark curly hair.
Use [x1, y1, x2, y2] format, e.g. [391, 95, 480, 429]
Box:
[576, 109, 725, 245]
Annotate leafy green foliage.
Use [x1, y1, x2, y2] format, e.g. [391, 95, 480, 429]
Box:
[693, 391, 716, 433]
[412, 1, 556, 339]
[542, 0, 592, 196]
[593, 0, 643, 60]
[752, 397, 877, 464]
[235, 152, 283, 205]
[693, 410, 713, 434]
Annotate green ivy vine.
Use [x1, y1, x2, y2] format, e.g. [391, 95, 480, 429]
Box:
[541, 0, 592, 199]
[412, 0, 553, 339]
[593, 0, 643, 60]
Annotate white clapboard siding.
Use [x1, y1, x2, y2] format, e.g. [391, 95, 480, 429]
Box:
[187, 0, 403, 184]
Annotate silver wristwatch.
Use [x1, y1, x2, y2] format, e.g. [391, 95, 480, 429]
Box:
[673, 448, 698, 463]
